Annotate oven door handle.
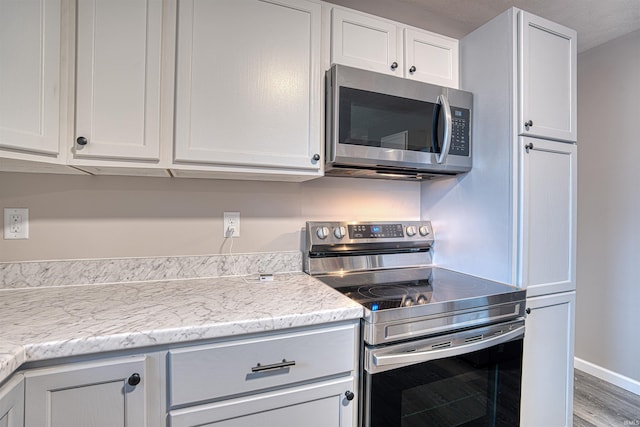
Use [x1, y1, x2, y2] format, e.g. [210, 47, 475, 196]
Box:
[372, 325, 524, 368]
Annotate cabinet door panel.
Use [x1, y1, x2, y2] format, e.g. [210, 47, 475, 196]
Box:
[331, 8, 399, 76]
[519, 11, 576, 141]
[74, 0, 162, 161]
[0, 375, 24, 427]
[520, 137, 576, 297]
[174, 0, 321, 171]
[0, 0, 60, 155]
[521, 292, 575, 427]
[24, 357, 148, 427]
[404, 28, 458, 88]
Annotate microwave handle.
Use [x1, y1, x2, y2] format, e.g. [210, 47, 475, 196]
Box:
[435, 94, 452, 164]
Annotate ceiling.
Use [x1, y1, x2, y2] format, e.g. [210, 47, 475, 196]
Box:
[330, 0, 640, 53]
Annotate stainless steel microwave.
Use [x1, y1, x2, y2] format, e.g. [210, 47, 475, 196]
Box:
[325, 64, 473, 180]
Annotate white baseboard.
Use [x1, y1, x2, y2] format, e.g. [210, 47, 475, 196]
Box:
[575, 357, 640, 396]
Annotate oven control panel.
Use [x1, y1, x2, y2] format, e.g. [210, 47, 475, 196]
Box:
[306, 220, 434, 248]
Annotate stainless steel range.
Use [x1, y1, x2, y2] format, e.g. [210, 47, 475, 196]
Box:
[304, 221, 526, 427]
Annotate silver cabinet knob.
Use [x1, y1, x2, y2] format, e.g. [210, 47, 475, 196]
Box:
[390, 61, 398, 70]
[525, 142, 534, 153]
[76, 136, 88, 146]
[409, 66, 417, 73]
[312, 153, 320, 161]
[524, 120, 533, 130]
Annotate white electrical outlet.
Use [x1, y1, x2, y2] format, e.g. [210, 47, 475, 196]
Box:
[4, 208, 29, 239]
[223, 212, 240, 237]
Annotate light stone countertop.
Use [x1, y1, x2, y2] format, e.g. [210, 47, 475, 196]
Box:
[0, 273, 363, 384]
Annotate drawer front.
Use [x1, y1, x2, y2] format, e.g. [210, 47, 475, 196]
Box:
[168, 323, 357, 407]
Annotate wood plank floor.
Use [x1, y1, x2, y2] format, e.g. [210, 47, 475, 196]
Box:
[574, 369, 640, 427]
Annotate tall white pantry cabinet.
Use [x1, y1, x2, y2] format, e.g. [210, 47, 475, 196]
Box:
[421, 8, 577, 427]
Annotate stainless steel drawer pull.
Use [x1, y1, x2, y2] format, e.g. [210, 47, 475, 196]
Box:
[251, 359, 296, 372]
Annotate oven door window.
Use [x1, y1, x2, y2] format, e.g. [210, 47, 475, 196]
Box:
[339, 87, 445, 153]
[365, 338, 523, 427]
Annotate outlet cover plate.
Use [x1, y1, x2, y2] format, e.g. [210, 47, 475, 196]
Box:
[223, 212, 240, 237]
[4, 208, 29, 239]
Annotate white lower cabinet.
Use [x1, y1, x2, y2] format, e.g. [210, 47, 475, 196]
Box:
[168, 322, 359, 427]
[8, 322, 357, 427]
[0, 374, 24, 427]
[169, 376, 355, 427]
[23, 355, 162, 427]
[520, 291, 575, 427]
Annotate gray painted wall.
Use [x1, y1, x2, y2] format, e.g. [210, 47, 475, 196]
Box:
[0, 173, 420, 262]
[576, 29, 640, 383]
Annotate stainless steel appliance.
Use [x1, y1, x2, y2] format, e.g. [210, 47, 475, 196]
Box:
[325, 65, 473, 180]
[304, 221, 526, 427]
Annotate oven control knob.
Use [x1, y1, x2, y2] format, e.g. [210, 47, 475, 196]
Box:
[334, 226, 347, 239]
[419, 225, 430, 236]
[316, 226, 330, 240]
[406, 225, 417, 236]
[404, 297, 414, 307]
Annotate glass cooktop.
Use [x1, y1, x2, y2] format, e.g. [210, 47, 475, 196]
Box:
[317, 267, 525, 315]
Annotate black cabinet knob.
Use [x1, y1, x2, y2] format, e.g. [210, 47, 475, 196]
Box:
[526, 308, 531, 315]
[390, 61, 398, 70]
[524, 120, 534, 130]
[345, 390, 355, 401]
[128, 373, 141, 386]
[525, 142, 534, 153]
[76, 136, 88, 146]
[409, 65, 417, 73]
[312, 153, 320, 161]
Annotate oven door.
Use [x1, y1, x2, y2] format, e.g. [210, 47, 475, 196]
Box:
[363, 320, 524, 427]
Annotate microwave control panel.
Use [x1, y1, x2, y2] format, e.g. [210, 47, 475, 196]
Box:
[449, 107, 470, 156]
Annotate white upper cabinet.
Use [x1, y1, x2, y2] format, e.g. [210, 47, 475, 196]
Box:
[0, 0, 61, 156]
[404, 28, 458, 87]
[519, 12, 577, 142]
[330, 6, 459, 88]
[73, 0, 163, 162]
[173, 0, 322, 180]
[519, 137, 577, 297]
[330, 8, 400, 76]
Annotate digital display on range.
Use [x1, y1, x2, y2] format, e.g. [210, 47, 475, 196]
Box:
[348, 224, 404, 239]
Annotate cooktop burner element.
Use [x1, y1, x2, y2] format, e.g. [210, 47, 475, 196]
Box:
[342, 279, 433, 310]
[304, 221, 526, 345]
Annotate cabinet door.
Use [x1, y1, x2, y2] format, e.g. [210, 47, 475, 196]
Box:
[74, 0, 163, 161]
[174, 0, 321, 173]
[404, 28, 458, 88]
[0, 0, 60, 156]
[169, 376, 356, 427]
[24, 356, 148, 427]
[331, 8, 400, 76]
[519, 11, 576, 142]
[0, 375, 24, 427]
[520, 291, 575, 427]
[519, 137, 576, 297]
